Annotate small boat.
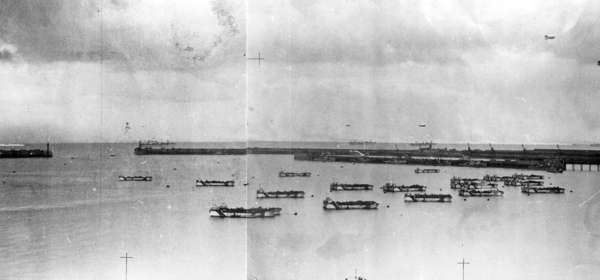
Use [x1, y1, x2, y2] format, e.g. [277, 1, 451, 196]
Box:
[195, 180, 235, 187]
[521, 186, 565, 194]
[256, 188, 305, 199]
[278, 171, 311, 177]
[404, 193, 452, 202]
[209, 205, 282, 218]
[330, 183, 373, 191]
[119, 176, 152, 181]
[381, 183, 426, 193]
[414, 168, 440, 174]
[459, 186, 504, 197]
[322, 197, 378, 210]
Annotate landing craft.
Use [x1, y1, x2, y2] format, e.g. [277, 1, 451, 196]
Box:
[544, 35, 555, 40]
[418, 124, 426, 127]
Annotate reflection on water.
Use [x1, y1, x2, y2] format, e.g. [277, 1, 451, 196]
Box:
[0, 143, 599, 280]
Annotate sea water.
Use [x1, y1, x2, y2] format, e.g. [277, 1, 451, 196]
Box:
[1, 143, 599, 280]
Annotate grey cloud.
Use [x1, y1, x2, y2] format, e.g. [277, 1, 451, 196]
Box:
[0, 0, 244, 70]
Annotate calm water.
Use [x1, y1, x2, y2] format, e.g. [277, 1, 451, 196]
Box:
[1, 143, 599, 280]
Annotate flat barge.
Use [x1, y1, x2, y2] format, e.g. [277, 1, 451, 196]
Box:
[381, 183, 426, 193]
[450, 177, 484, 189]
[330, 183, 374, 191]
[415, 168, 440, 174]
[521, 186, 565, 194]
[322, 197, 379, 210]
[256, 188, 305, 199]
[209, 206, 282, 218]
[0, 143, 52, 158]
[196, 180, 235, 187]
[119, 176, 152, 181]
[279, 171, 311, 177]
[504, 179, 544, 187]
[404, 193, 452, 202]
[458, 187, 504, 197]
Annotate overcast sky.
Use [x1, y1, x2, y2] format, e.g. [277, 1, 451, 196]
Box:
[0, 0, 599, 144]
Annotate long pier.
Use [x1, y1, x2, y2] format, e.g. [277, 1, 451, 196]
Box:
[133, 143, 600, 173]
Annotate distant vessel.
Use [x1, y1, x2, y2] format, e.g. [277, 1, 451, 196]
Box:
[512, 173, 544, 180]
[119, 176, 152, 181]
[256, 188, 305, 199]
[330, 183, 373, 191]
[410, 141, 436, 146]
[349, 140, 376, 145]
[381, 183, 426, 193]
[404, 193, 452, 202]
[279, 171, 311, 177]
[322, 197, 378, 210]
[195, 180, 235, 187]
[521, 186, 565, 194]
[209, 205, 282, 218]
[0, 143, 52, 158]
[415, 168, 440, 174]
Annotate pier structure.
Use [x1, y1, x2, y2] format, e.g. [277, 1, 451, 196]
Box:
[133, 142, 600, 173]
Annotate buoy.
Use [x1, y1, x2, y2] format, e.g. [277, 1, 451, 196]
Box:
[463, 198, 467, 201]
[386, 205, 390, 208]
[293, 212, 298, 216]
[166, 185, 170, 188]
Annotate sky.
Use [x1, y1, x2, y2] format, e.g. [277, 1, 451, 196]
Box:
[0, 0, 599, 144]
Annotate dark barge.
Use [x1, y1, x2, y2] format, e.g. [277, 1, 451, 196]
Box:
[119, 176, 152, 181]
[450, 177, 484, 189]
[415, 168, 440, 174]
[458, 187, 504, 197]
[279, 171, 311, 177]
[521, 186, 565, 194]
[381, 183, 426, 193]
[196, 180, 235, 187]
[404, 193, 452, 202]
[322, 197, 379, 210]
[209, 206, 282, 218]
[330, 183, 374, 191]
[256, 188, 305, 199]
[0, 143, 52, 158]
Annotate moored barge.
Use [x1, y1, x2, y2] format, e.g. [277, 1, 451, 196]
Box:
[196, 180, 235, 187]
[450, 177, 484, 189]
[209, 206, 282, 218]
[521, 186, 565, 194]
[459, 187, 504, 197]
[256, 188, 305, 199]
[322, 197, 379, 210]
[415, 168, 440, 174]
[330, 183, 374, 191]
[504, 179, 544, 187]
[279, 171, 311, 177]
[119, 176, 152, 181]
[404, 193, 452, 202]
[381, 183, 426, 193]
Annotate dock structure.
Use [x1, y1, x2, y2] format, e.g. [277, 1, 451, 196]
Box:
[0, 143, 53, 158]
[133, 141, 600, 173]
[256, 188, 305, 199]
[330, 183, 373, 191]
[404, 193, 452, 202]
